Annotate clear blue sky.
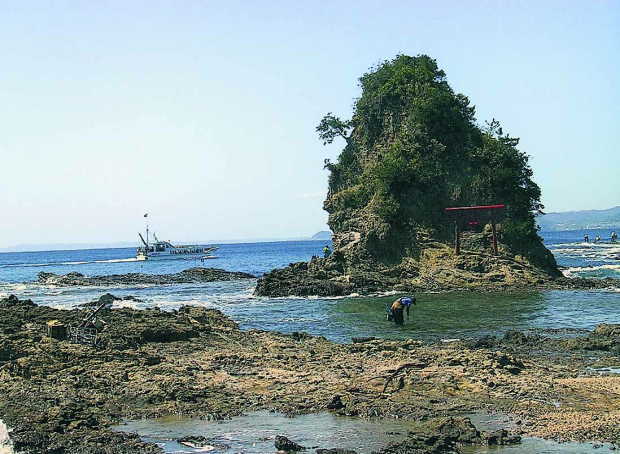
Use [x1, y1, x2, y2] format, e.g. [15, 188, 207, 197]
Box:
[0, 1, 618, 248]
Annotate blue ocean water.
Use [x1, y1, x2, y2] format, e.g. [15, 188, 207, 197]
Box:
[0, 230, 618, 343]
[542, 228, 620, 278]
[0, 240, 329, 284]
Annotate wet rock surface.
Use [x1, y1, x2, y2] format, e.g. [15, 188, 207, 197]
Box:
[77, 293, 143, 308]
[0, 295, 619, 453]
[275, 435, 306, 451]
[254, 247, 617, 297]
[37, 267, 255, 287]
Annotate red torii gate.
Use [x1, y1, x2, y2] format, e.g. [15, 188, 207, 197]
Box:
[444, 204, 506, 255]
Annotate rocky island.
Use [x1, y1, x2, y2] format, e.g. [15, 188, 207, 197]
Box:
[256, 55, 564, 297]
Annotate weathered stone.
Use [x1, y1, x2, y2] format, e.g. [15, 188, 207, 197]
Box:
[275, 435, 306, 451]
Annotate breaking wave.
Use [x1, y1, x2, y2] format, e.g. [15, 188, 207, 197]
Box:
[562, 264, 620, 279]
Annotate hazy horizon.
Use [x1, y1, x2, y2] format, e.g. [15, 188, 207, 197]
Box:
[0, 231, 334, 252]
[1, 1, 618, 249]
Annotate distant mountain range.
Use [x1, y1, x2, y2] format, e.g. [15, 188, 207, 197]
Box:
[537, 206, 620, 232]
[311, 231, 333, 240]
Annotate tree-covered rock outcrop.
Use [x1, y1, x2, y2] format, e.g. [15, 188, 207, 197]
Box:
[257, 55, 560, 297]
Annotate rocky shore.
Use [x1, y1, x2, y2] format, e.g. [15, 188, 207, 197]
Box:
[37, 267, 255, 287]
[1, 295, 618, 453]
[254, 243, 618, 297]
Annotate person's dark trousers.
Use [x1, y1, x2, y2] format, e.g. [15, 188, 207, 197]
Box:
[393, 308, 404, 325]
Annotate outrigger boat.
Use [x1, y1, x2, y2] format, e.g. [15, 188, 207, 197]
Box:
[136, 227, 218, 261]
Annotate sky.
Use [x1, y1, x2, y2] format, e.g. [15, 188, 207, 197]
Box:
[0, 1, 618, 248]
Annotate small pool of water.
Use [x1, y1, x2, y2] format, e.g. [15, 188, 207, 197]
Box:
[113, 411, 415, 453]
[113, 411, 617, 454]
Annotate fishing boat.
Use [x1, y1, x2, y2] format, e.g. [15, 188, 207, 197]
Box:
[136, 227, 218, 261]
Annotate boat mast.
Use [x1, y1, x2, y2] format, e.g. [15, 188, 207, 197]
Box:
[144, 213, 149, 250]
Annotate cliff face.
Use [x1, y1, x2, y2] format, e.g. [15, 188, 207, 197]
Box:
[256, 55, 560, 297]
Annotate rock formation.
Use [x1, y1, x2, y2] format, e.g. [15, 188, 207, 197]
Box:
[256, 55, 562, 297]
[37, 267, 255, 287]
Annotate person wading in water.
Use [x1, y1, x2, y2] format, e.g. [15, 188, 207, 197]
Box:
[387, 296, 416, 325]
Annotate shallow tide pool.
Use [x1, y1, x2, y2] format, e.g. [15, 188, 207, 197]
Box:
[113, 411, 617, 454]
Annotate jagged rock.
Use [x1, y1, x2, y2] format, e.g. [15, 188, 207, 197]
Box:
[481, 429, 521, 445]
[37, 267, 256, 287]
[77, 293, 143, 308]
[502, 331, 532, 345]
[593, 324, 620, 337]
[435, 417, 480, 444]
[275, 435, 306, 451]
[0, 295, 35, 308]
[326, 395, 345, 410]
[469, 335, 497, 349]
[561, 323, 620, 353]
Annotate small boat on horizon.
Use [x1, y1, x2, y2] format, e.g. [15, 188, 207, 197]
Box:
[136, 228, 218, 261]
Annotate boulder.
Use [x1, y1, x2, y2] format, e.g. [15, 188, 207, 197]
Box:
[275, 435, 306, 451]
[481, 429, 521, 446]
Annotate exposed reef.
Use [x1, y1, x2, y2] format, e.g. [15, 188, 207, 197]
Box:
[0, 295, 619, 452]
[37, 267, 255, 287]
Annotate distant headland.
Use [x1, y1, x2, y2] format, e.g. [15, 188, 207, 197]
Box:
[537, 206, 620, 232]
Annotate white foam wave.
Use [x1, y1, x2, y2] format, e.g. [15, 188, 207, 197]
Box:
[269, 289, 400, 301]
[562, 264, 620, 280]
[112, 298, 221, 310]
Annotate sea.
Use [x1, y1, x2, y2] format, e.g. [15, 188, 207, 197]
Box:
[0, 228, 618, 343]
